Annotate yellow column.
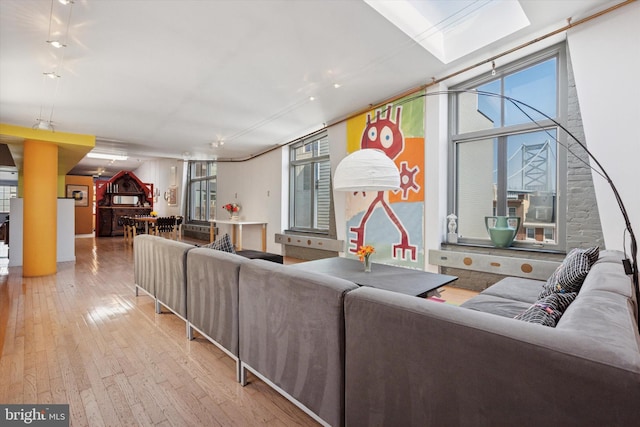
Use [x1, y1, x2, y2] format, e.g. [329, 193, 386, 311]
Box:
[23, 140, 58, 277]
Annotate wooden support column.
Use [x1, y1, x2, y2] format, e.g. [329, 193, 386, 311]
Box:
[23, 139, 58, 277]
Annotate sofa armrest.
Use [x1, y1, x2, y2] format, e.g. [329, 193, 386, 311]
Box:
[133, 234, 157, 296]
[153, 238, 195, 318]
[345, 287, 640, 427]
[239, 260, 358, 427]
[187, 248, 245, 356]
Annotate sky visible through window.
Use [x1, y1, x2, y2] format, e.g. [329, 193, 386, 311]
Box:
[477, 57, 557, 128]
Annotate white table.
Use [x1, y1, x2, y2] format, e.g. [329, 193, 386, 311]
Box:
[210, 219, 267, 251]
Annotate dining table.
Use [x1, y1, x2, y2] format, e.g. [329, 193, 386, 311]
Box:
[134, 216, 157, 234]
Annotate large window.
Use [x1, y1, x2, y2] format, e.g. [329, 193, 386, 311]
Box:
[450, 45, 567, 249]
[187, 161, 216, 222]
[289, 132, 330, 233]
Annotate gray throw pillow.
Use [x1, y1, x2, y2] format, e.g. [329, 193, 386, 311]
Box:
[515, 292, 577, 327]
[202, 233, 236, 254]
[539, 246, 599, 298]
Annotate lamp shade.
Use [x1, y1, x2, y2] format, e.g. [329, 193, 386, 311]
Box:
[333, 149, 400, 191]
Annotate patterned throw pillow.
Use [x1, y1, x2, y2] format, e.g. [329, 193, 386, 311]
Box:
[202, 233, 236, 254]
[538, 246, 599, 298]
[583, 245, 600, 266]
[514, 292, 578, 327]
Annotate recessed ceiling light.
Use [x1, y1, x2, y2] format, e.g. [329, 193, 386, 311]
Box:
[58, 0, 74, 5]
[43, 71, 60, 79]
[46, 40, 66, 48]
[333, 83, 341, 89]
[309, 96, 316, 101]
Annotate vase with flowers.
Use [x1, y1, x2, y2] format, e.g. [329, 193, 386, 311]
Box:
[357, 244, 375, 273]
[223, 203, 240, 220]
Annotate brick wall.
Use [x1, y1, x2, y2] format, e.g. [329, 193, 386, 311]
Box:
[566, 46, 605, 250]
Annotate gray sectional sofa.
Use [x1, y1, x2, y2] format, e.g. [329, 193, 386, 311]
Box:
[134, 235, 640, 427]
[344, 250, 640, 426]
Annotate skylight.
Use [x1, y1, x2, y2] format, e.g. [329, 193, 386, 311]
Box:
[363, 0, 530, 64]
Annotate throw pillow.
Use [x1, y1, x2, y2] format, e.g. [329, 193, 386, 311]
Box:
[514, 292, 577, 327]
[583, 245, 600, 266]
[538, 246, 599, 298]
[202, 233, 236, 254]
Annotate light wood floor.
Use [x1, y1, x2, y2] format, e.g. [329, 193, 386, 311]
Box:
[0, 236, 320, 426]
[0, 236, 477, 426]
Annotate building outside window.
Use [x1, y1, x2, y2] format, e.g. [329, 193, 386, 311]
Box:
[289, 132, 330, 233]
[449, 44, 567, 249]
[187, 161, 216, 223]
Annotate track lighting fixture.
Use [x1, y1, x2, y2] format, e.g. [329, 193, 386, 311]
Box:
[33, 119, 54, 131]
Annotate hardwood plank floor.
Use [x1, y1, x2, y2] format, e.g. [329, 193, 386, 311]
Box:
[0, 236, 319, 426]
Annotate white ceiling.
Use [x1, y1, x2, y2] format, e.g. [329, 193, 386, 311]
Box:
[0, 0, 622, 177]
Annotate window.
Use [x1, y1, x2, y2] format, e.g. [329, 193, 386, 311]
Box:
[450, 45, 567, 249]
[0, 185, 16, 212]
[289, 132, 330, 233]
[187, 161, 216, 222]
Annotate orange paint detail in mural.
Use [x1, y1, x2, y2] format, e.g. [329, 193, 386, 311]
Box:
[389, 136, 424, 204]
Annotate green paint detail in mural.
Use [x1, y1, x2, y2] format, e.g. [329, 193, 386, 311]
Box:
[397, 91, 425, 137]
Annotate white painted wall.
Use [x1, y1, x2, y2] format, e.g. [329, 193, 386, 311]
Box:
[329, 121, 348, 253]
[424, 84, 450, 272]
[567, 3, 640, 252]
[216, 148, 286, 253]
[134, 158, 185, 217]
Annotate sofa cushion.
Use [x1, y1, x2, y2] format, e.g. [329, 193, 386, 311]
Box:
[480, 277, 545, 304]
[514, 292, 577, 327]
[202, 233, 236, 254]
[580, 254, 634, 298]
[460, 294, 531, 318]
[235, 249, 283, 264]
[539, 247, 599, 298]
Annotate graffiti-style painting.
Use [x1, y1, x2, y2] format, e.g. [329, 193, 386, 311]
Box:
[344, 92, 425, 268]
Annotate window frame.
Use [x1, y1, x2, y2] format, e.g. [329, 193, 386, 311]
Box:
[186, 160, 217, 224]
[0, 183, 17, 213]
[448, 44, 568, 251]
[289, 131, 330, 234]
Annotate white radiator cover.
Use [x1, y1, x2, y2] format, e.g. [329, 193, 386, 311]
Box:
[275, 233, 344, 252]
[429, 249, 560, 280]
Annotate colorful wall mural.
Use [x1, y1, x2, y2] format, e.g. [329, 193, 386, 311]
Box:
[344, 91, 425, 268]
